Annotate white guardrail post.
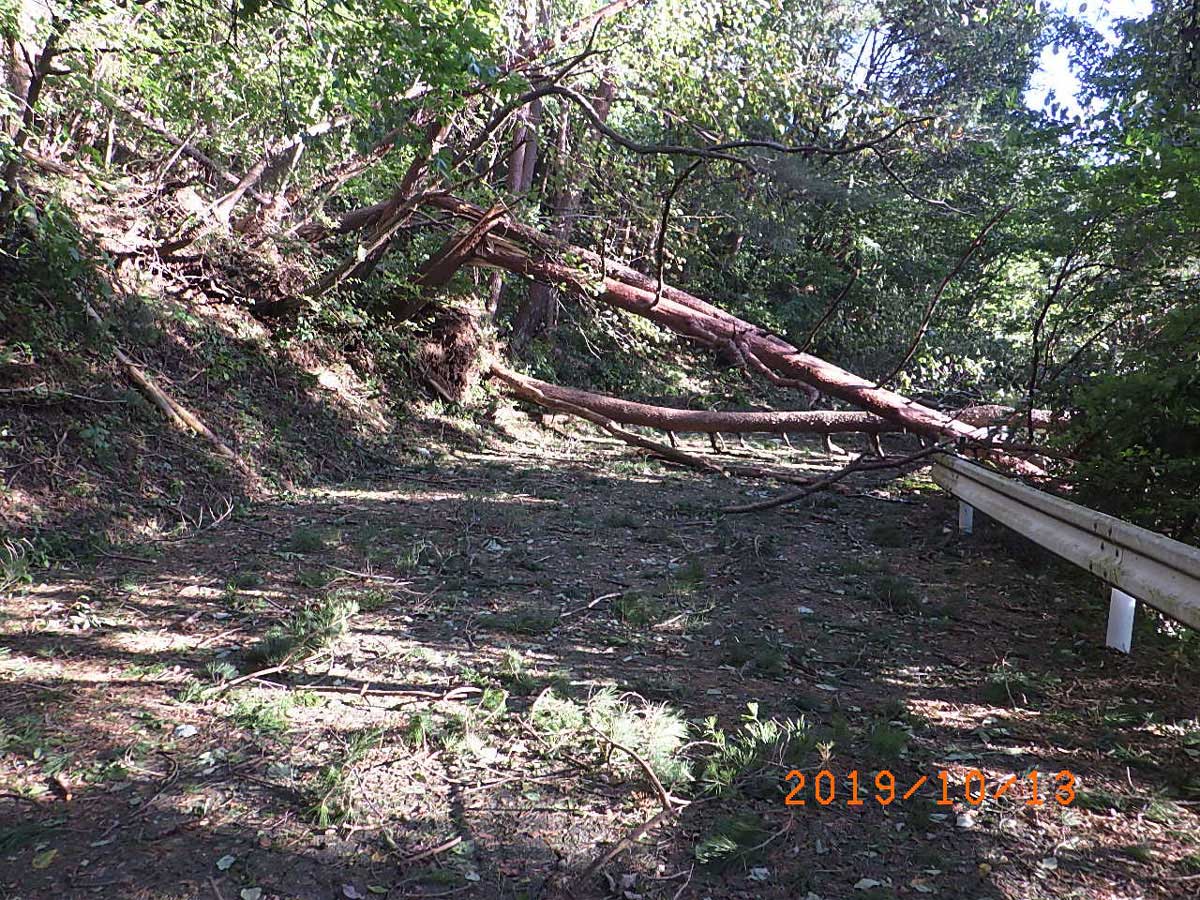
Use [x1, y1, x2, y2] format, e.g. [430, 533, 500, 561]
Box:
[958, 501, 974, 535]
[930, 452, 1200, 654]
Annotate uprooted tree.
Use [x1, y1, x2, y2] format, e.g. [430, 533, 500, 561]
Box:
[3, 0, 1198, 525]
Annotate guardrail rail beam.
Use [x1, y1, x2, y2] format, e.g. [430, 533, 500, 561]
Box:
[930, 452, 1200, 654]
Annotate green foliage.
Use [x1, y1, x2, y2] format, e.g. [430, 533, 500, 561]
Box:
[694, 702, 810, 798]
[245, 595, 358, 668]
[867, 573, 920, 614]
[529, 687, 691, 787]
[0, 537, 38, 592]
[588, 688, 691, 787]
[0, 200, 101, 358]
[286, 526, 333, 554]
[226, 691, 296, 735]
[693, 813, 771, 870]
[866, 721, 909, 760]
[308, 727, 384, 827]
[1063, 305, 1200, 540]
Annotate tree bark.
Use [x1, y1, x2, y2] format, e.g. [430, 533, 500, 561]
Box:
[439, 204, 1045, 473]
[489, 364, 1059, 436]
[513, 78, 616, 342]
[1, 9, 65, 216]
[392, 203, 507, 319]
[490, 364, 892, 434]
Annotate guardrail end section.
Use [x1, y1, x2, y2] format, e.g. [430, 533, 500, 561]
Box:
[1106, 587, 1137, 654]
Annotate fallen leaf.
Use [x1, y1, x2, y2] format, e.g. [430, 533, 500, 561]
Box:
[31, 849, 57, 870]
[240, 890, 262, 900]
[854, 878, 882, 890]
[216, 854, 236, 871]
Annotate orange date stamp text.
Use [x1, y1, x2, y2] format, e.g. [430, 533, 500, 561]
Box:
[783, 769, 1076, 807]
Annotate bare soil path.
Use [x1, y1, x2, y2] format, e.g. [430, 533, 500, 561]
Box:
[3, 433, 1198, 900]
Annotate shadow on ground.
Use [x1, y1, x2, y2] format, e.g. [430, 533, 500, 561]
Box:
[3, 440, 1199, 899]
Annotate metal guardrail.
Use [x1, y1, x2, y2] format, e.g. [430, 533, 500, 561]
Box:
[930, 452, 1200, 652]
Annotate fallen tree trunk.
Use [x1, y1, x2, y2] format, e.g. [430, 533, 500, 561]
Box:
[488, 365, 1059, 436]
[489, 362, 724, 474]
[84, 303, 250, 475]
[490, 361, 820, 483]
[428, 195, 1046, 476]
[461, 232, 1042, 474]
[493, 365, 889, 434]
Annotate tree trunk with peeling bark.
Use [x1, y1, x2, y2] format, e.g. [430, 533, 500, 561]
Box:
[422, 199, 1044, 472]
[490, 364, 1061, 436]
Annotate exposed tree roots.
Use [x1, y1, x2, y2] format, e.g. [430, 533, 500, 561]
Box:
[425, 196, 1049, 475]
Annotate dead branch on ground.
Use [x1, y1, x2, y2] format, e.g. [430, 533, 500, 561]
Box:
[84, 302, 250, 474]
[721, 444, 949, 514]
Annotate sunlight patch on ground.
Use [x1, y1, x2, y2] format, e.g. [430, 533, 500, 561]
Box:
[306, 363, 391, 432]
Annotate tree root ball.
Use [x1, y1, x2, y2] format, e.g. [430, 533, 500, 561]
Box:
[414, 305, 485, 402]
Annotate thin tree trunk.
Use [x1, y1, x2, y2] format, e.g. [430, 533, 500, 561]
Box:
[456, 220, 1044, 473]
[513, 78, 616, 342]
[1, 12, 66, 217]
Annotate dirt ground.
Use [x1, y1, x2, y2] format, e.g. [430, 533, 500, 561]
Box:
[3, 430, 1199, 900]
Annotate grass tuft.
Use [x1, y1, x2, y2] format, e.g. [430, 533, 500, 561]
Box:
[244, 595, 358, 668]
[868, 573, 920, 613]
[308, 728, 384, 827]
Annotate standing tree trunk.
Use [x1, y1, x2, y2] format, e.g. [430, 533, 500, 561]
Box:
[2, 0, 44, 138]
[489, 0, 546, 316]
[1, 7, 65, 216]
[513, 77, 616, 343]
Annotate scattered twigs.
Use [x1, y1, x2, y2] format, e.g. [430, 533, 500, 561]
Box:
[216, 662, 293, 693]
[84, 302, 251, 474]
[514, 0, 648, 75]
[560, 591, 621, 618]
[576, 804, 687, 888]
[286, 683, 481, 701]
[97, 751, 179, 839]
[324, 565, 410, 583]
[0, 384, 126, 404]
[721, 444, 948, 514]
[398, 835, 464, 867]
[586, 724, 677, 813]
